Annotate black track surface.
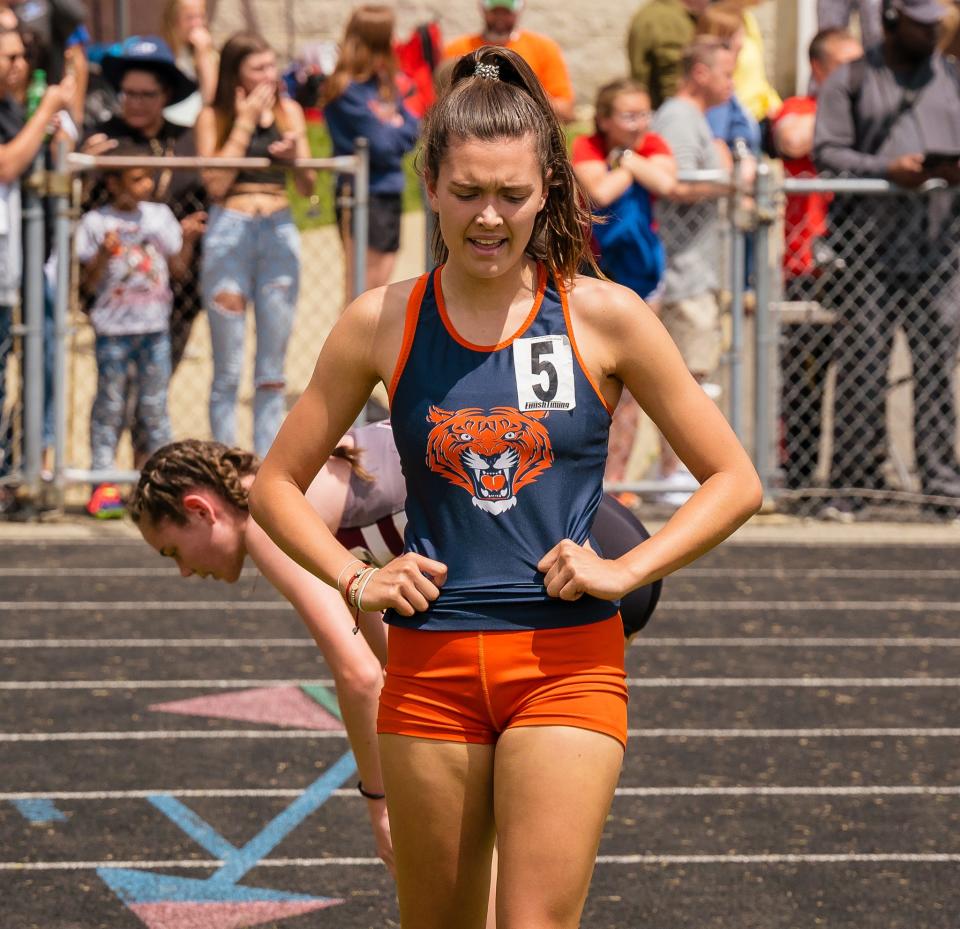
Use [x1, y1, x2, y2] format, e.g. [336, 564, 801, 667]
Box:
[2, 539, 959, 928]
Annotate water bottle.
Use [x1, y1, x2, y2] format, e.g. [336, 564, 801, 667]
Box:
[26, 69, 47, 118]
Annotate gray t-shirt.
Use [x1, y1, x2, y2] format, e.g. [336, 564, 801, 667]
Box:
[75, 202, 182, 336]
[651, 96, 723, 302]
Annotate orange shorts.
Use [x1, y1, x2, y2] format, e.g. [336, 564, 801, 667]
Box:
[377, 614, 628, 748]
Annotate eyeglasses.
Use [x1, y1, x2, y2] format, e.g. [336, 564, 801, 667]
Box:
[612, 110, 652, 124]
[119, 89, 165, 102]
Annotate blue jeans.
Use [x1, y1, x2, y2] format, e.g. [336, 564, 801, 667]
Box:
[202, 206, 300, 456]
[91, 331, 172, 472]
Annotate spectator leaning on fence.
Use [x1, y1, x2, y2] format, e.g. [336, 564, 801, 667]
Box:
[572, 78, 676, 491]
[0, 26, 73, 514]
[697, 2, 762, 155]
[771, 28, 862, 493]
[321, 4, 419, 295]
[444, 0, 575, 122]
[161, 0, 218, 127]
[76, 144, 202, 518]
[627, 0, 708, 110]
[196, 31, 315, 458]
[85, 36, 207, 372]
[814, 0, 960, 519]
[650, 36, 735, 506]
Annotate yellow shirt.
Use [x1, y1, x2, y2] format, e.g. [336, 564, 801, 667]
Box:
[734, 10, 782, 122]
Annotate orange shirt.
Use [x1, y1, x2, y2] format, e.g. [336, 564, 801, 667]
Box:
[444, 30, 574, 105]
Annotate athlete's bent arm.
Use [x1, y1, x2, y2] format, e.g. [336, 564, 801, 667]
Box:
[244, 517, 394, 871]
[539, 278, 762, 601]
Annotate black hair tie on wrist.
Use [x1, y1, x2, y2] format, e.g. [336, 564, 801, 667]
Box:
[357, 780, 386, 800]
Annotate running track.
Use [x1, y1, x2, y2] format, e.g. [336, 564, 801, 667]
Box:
[2, 537, 959, 928]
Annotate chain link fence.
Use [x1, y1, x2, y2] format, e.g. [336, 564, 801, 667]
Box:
[41, 146, 368, 494]
[766, 173, 960, 519]
[7, 148, 959, 521]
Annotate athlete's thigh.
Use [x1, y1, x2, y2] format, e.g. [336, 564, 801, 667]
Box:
[379, 734, 497, 929]
[493, 725, 624, 929]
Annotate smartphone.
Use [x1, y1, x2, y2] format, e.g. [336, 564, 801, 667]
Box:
[923, 151, 960, 170]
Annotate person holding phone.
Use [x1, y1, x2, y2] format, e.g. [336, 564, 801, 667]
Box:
[196, 31, 316, 456]
[814, 0, 960, 520]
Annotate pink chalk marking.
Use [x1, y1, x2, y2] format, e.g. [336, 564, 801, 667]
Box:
[149, 686, 343, 730]
[129, 899, 339, 929]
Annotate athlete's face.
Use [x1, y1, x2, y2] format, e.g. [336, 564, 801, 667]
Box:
[138, 494, 248, 583]
[427, 134, 547, 278]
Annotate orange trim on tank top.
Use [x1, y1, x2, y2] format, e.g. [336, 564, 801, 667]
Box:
[556, 278, 616, 417]
[387, 272, 429, 407]
[434, 264, 548, 352]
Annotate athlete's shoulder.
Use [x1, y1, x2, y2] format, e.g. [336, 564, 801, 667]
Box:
[565, 274, 652, 327]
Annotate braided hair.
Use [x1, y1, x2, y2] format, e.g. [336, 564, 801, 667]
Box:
[128, 438, 374, 526]
[128, 439, 259, 526]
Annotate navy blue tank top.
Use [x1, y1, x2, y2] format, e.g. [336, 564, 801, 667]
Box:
[386, 264, 618, 631]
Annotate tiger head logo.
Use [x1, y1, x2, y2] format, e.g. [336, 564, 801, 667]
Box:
[425, 406, 554, 515]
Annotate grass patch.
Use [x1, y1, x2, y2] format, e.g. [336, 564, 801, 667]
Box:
[289, 121, 423, 231]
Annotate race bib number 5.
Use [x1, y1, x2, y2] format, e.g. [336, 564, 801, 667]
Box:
[512, 335, 576, 412]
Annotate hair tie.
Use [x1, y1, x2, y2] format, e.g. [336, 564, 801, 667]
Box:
[475, 62, 500, 81]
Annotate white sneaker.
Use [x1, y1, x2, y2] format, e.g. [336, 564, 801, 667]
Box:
[657, 465, 699, 507]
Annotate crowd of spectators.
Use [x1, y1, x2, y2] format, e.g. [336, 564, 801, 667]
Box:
[0, 0, 958, 519]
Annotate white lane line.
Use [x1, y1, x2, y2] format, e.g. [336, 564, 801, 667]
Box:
[631, 638, 960, 648]
[1, 566, 953, 580]
[0, 679, 334, 690]
[3, 727, 960, 742]
[657, 601, 960, 612]
[0, 567, 262, 577]
[0, 730, 346, 742]
[3, 854, 958, 871]
[0, 602, 288, 611]
[4, 676, 960, 691]
[681, 568, 960, 579]
[0, 639, 313, 648]
[5, 636, 960, 649]
[4, 600, 960, 612]
[624, 678, 960, 687]
[3, 785, 959, 801]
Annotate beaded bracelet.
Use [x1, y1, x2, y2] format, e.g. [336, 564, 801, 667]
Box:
[356, 567, 379, 613]
[336, 559, 364, 597]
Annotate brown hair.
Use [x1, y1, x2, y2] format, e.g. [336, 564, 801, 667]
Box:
[593, 77, 650, 136]
[128, 438, 372, 526]
[696, 3, 745, 42]
[211, 31, 287, 147]
[321, 4, 399, 106]
[162, 0, 204, 57]
[681, 35, 731, 79]
[420, 46, 597, 283]
[129, 439, 259, 526]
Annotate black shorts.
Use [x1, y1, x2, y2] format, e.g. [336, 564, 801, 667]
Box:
[593, 494, 663, 638]
[337, 192, 402, 254]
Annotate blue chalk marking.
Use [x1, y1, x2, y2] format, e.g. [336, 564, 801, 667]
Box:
[98, 868, 326, 905]
[12, 799, 67, 822]
[148, 795, 239, 859]
[99, 751, 357, 907]
[210, 750, 356, 885]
